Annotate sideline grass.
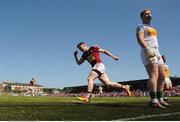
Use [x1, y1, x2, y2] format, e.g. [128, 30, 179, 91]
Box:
[0, 95, 179, 120]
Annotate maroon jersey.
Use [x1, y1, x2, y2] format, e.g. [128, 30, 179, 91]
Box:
[82, 46, 102, 67]
[29, 81, 34, 86]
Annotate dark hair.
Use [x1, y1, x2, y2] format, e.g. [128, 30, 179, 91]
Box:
[162, 55, 166, 62]
[140, 9, 151, 19]
[162, 55, 166, 57]
[77, 42, 85, 48]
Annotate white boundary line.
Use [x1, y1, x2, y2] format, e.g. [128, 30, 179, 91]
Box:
[115, 112, 180, 121]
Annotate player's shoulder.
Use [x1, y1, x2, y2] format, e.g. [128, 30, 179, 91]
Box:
[137, 23, 144, 28]
[136, 23, 145, 32]
[92, 45, 99, 47]
[91, 45, 100, 49]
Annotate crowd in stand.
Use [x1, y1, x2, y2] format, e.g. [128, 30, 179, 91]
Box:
[50, 85, 180, 97]
[172, 85, 180, 96]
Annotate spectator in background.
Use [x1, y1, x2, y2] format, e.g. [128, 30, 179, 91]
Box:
[162, 55, 173, 101]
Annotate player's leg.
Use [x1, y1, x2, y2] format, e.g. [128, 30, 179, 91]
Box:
[169, 80, 173, 90]
[167, 80, 173, 99]
[20, 90, 26, 97]
[143, 49, 158, 101]
[32, 87, 36, 97]
[157, 64, 171, 107]
[98, 73, 131, 96]
[87, 71, 99, 97]
[145, 64, 166, 108]
[77, 70, 98, 102]
[157, 64, 167, 103]
[164, 79, 173, 101]
[23, 89, 30, 96]
[141, 49, 165, 108]
[99, 90, 103, 97]
[145, 63, 158, 100]
[169, 80, 173, 95]
[164, 83, 169, 101]
[164, 78, 170, 101]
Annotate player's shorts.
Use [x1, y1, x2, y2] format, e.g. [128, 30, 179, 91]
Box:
[164, 77, 171, 84]
[141, 48, 164, 66]
[92, 63, 105, 76]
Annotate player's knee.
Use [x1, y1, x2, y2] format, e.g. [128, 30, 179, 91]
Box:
[87, 77, 93, 82]
[149, 75, 158, 82]
[105, 83, 113, 87]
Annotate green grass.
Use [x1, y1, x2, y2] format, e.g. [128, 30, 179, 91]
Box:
[0, 95, 179, 120]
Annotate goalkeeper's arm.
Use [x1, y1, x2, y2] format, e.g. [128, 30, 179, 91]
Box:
[136, 31, 148, 49]
[136, 31, 155, 57]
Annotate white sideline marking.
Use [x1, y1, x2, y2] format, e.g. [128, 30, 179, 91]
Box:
[115, 112, 180, 121]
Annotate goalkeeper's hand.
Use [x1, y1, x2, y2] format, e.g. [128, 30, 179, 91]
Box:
[145, 47, 155, 58]
[145, 47, 158, 63]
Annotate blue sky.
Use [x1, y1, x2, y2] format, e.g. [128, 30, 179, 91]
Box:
[0, 0, 179, 88]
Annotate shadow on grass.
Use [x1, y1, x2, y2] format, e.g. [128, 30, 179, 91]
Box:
[74, 102, 145, 108]
[0, 102, 145, 108]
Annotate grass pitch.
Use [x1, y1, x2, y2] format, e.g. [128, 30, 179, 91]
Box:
[0, 95, 179, 120]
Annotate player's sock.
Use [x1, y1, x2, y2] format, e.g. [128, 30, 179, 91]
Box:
[157, 91, 163, 101]
[156, 91, 171, 106]
[86, 92, 92, 98]
[149, 92, 158, 103]
[150, 91, 157, 101]
[163, 90, 168, 101]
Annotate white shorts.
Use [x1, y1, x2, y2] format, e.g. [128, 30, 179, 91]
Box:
[141, 48, 164, 66]
[164, 77, 171, 84]
[92, 63, 105, 74]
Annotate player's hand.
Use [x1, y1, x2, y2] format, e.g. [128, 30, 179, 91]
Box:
[113, 56, 119, 61]
[156, 53, 161, 60]
[145, 47, 155, 57]
[145, 47, 158, 63]
[74, 50, 78, 55]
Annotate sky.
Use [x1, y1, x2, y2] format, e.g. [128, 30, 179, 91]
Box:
[0, 0, 179, 88]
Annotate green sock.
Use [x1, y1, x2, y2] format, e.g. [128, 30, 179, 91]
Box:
[157, 91, 163, 99]
[150, 92, 156, 99]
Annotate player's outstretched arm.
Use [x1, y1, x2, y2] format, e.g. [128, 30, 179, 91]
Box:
[98, 48, 119, 61]
[74, 51, 85, 65]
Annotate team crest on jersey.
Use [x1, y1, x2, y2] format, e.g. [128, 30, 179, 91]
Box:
[147, 27, 157, 36]
[87, 54, 95, 63]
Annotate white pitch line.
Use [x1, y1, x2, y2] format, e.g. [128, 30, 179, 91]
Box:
[115, 112, 180, 121]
